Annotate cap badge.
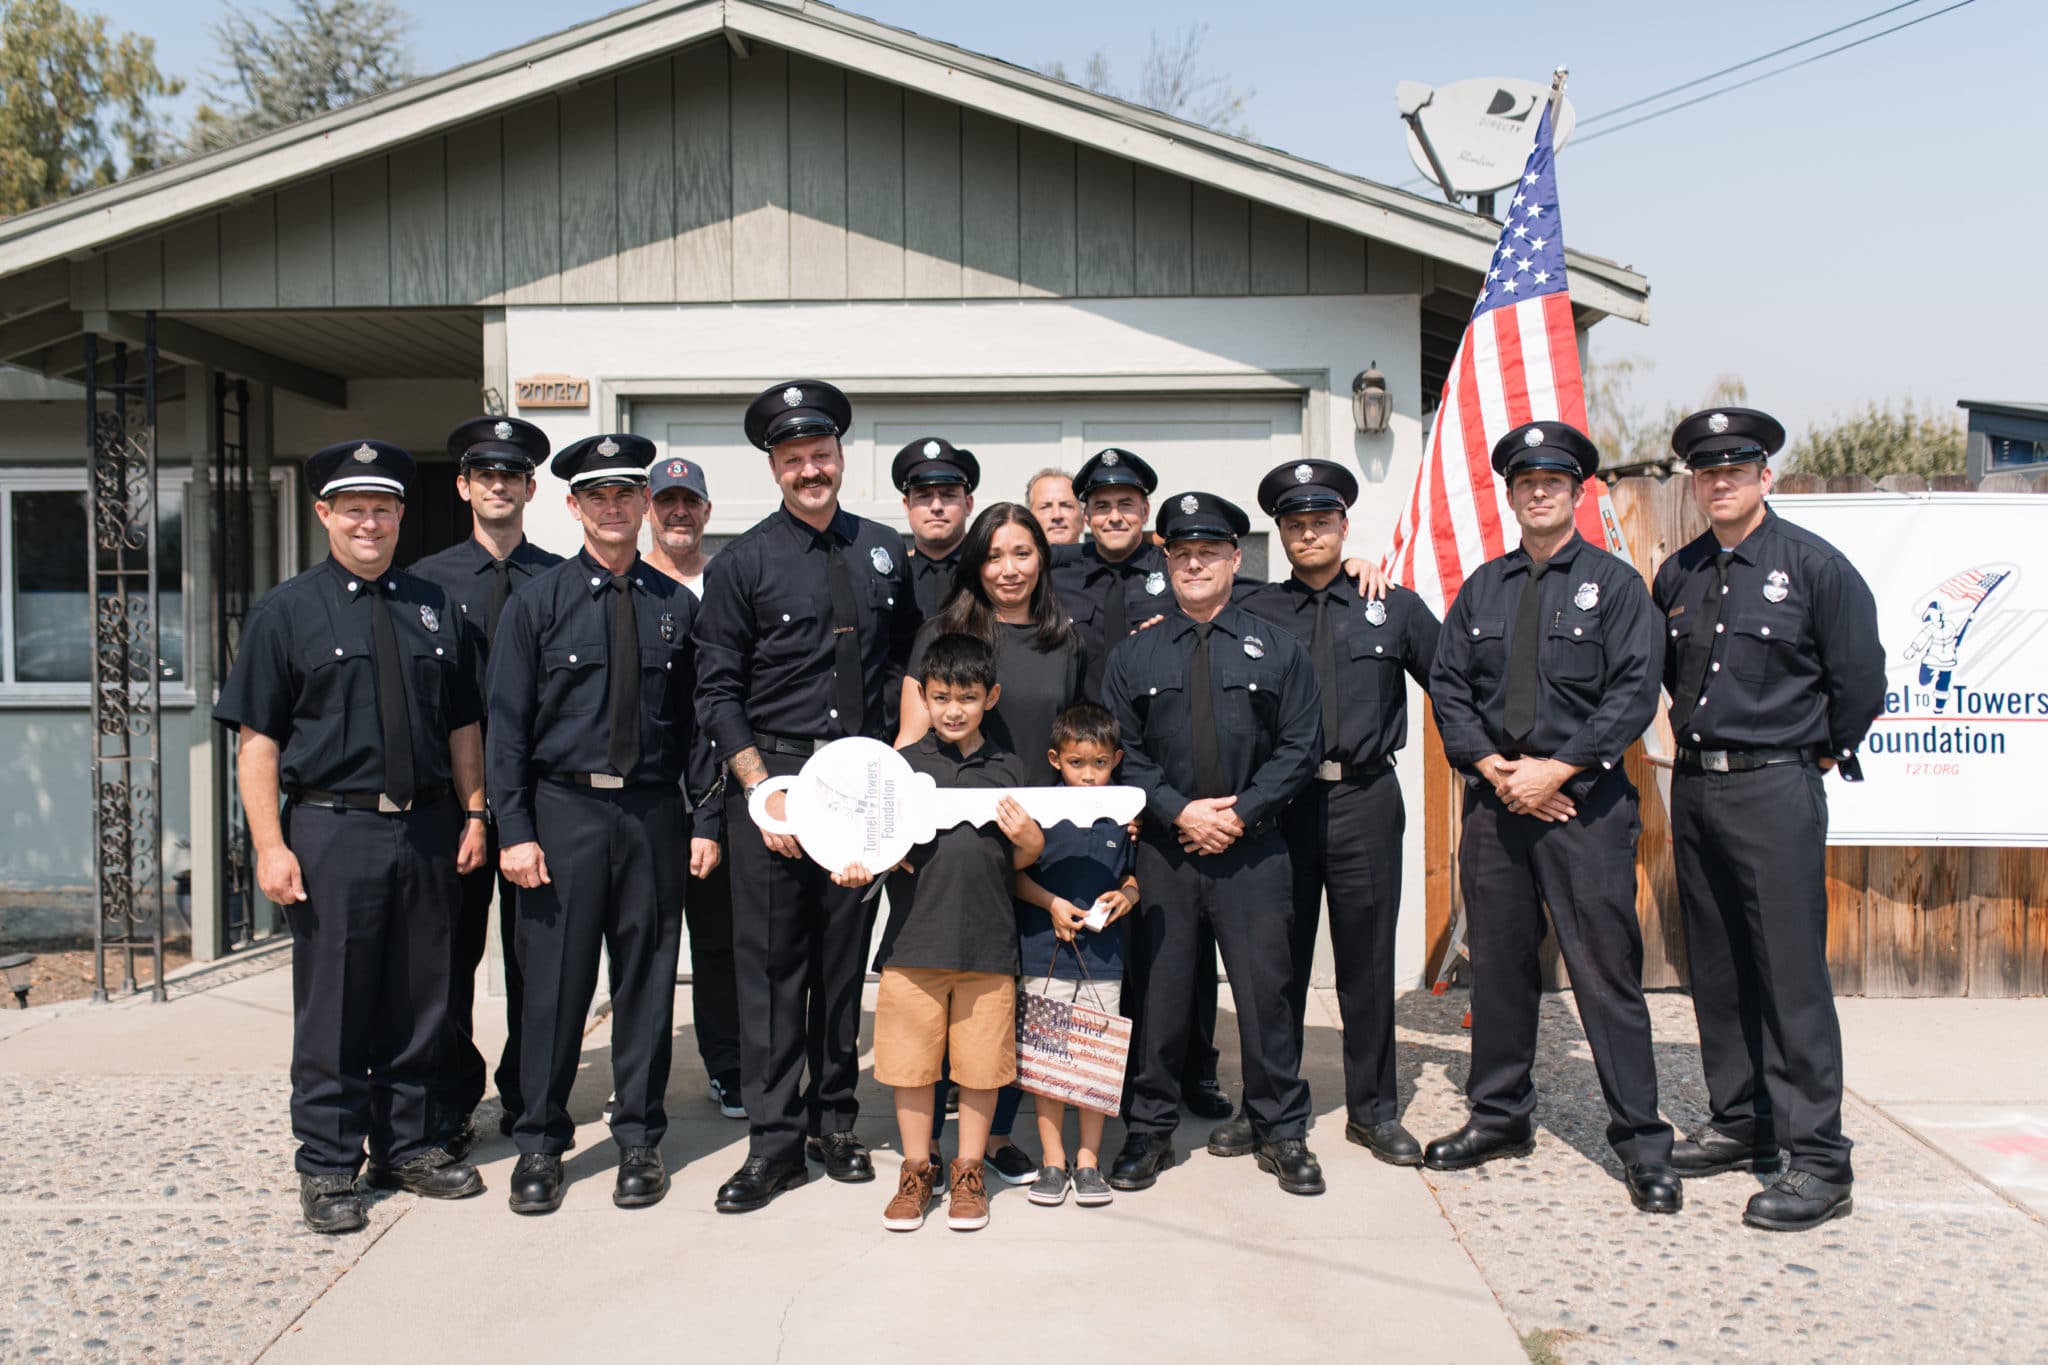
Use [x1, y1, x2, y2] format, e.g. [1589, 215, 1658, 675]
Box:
[1574, 581, 1600, 611]
[1708, 413, 1730, 434]
[923, 439, 941, 457]
[668, 460, 684, 476]
[1763, 569, 1790, 603]
[1145, 570, 1167, 596]
[870, 545, 894, 575]
[1522, 427, 1545, 448]
[1293, 463, 1313, 484]
[352, 443, 377, 462]
[420, 604, 440, 633]
[1179, 494, 1199, 515]
[494, 420, 515, 441]
[1243, 635, 1266, 659]
[1101, 450, 1120, 467]
[596, 437, 620, 457]
[1365, 599, 1387, 627]
[782, 386, 805, 408]
[659, 611, 676, 643]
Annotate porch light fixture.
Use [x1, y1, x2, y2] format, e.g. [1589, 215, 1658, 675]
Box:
[1352, 366, 1392, 435]
[0, 952, 33, 1009]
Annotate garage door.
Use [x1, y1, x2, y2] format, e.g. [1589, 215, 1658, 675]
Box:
[629, 393, 1305, 578]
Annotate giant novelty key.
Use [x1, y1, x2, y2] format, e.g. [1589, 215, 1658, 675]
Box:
[747, 738, 1143, 873]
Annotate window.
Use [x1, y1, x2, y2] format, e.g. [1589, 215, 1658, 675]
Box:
[8, 486, 184, 685]
[1987, 432, 2047, 470]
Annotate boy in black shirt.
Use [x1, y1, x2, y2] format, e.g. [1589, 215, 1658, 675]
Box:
[1013, 702, 1138, 1208]
[838, 634, 1044, 1232]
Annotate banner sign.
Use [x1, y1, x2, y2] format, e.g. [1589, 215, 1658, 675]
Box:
[1773, 494, 2046, 846]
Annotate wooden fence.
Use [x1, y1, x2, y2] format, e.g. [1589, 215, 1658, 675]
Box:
[1422, 466, 2048, 998]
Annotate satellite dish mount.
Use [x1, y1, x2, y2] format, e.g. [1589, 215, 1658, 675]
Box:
[1399, 67, 1573, 217]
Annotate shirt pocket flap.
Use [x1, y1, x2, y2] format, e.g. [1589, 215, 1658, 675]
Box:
[543, 644, 606, 671]
[1465, 615, 1506, 642]
[1348, 630, 1397, 661]
[641, 643, 683, 672]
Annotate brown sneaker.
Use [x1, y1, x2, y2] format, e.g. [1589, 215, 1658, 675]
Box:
[947, 1158, 990, 1232]
[882, 1160, 936, 1232]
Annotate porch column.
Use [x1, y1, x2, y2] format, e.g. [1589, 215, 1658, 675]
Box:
[184, 366, 221, 960]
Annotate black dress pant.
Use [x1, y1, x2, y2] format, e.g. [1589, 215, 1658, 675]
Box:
[428, 826, 526, 1137]
[513, 781, 686, 1155]
[1121, 917, 1219, 1108]
[1127, 830, 1310, 1141]
[1673, 763, 1851, 1182]
[1459, 772, 1672, 1166]
[282, 797, 459, 1176]
[682, 832, 742, 1083]
[726, 754, 867, 1162]
[1282, 768, 1406, 1126]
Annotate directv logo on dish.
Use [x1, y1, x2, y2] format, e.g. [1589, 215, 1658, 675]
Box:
[1869, 562, 2039, 758]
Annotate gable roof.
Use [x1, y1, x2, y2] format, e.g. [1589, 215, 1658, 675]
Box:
[0, 0, 1648, 322]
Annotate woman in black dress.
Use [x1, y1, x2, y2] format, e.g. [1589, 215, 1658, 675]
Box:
[896, 502, 1086, 1185]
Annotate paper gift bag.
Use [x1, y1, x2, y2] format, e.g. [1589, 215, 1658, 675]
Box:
[1014, 962, 1130, 1117]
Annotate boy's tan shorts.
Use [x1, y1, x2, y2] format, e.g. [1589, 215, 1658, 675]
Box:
[873, 967, 1017, 1089]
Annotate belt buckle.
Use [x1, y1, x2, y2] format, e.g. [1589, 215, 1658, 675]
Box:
[377, 794, 408, 813]
[590, 773, 625, 790]
[1700, 749, 1730, 773]
[1315, 760, 1344, 781]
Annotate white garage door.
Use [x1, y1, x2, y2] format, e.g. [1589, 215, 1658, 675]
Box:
[629, 393, 1306, 579]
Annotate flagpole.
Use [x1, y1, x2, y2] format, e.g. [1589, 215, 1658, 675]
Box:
[1547, 67, 1569, 127]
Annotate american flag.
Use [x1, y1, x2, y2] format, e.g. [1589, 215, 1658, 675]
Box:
[1015, 989, 1131, 1117]
[1934, 566, 2010, 607]
[1383, 94, 1616, 614]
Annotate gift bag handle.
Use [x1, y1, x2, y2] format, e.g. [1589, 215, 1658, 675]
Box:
[1041, 936, 1113, 1016]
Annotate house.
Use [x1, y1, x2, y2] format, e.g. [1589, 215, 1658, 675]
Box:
[1957, 399, 2048, 482]
[0, 0, 1648, 983]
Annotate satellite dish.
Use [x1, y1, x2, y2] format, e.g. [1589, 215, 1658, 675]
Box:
[1399, 77, 1577, 198]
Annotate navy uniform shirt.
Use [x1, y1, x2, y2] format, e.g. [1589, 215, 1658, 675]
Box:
[1017, 816, 1132, 981]
[215, 558, 481, 792]
[908, 545, 960, 619]
[1238, 575, 1440, 766]
[1429, 533, 1660, 798]
[1652, 507, 1885, 766]
[407, 536, 563, 698]
[1050, 540, 1172, 700]
[877, 736, 1028, 976]
[485, 549, 717, 846]
[1099, 603, 1322, 831]
[695, 504, 921, 754]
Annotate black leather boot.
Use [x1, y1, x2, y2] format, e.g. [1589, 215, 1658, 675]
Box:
[1107, 1133, 1177, 1190]
[507, 1153, 563, 1214]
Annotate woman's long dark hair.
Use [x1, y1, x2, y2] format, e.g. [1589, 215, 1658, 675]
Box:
[932, 502, 1075, 652]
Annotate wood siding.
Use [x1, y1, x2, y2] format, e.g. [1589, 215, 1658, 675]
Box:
[70, 40, 1421, 313]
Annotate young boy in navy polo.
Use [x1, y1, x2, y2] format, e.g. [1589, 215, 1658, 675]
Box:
[1013, 702, 1138, 1207]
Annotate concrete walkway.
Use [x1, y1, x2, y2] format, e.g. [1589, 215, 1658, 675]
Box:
[3, 956, 2044, 1364]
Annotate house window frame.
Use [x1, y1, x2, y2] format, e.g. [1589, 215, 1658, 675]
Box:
[0, 467, 296, 708]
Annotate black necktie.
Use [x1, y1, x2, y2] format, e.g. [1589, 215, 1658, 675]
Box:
[368, 582, 416, 806]
[1102, 564, 1128, 648]
[1311, 593, 1340, 758]
[606, 575, 641, 779]
[824, 538, 864, 738]
[1188, 622, 1227, 798]
[1672, 554, 1730, 726]
[1502, 560, 1551, 745]
[486, 558, 512, 646]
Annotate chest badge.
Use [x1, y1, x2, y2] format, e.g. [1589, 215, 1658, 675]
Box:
[1763, 569, 1790, 603]
[1243, 635, 1266, 659]
[658, 611, 676, 643]
[870, 545, 894, 575]
[1573, 582, 1600, 612]
[420, 604, 440, 633]
[1145, 571, 1167, 596]
[1364, 599, 1387, 627]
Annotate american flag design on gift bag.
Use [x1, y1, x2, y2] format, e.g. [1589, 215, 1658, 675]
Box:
[1015, 986, 1131, 1117]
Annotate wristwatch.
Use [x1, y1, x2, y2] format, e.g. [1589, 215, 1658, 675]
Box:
[464, 810, 488, 822]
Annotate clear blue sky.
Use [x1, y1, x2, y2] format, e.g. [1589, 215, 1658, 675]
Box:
[105, 0, 2038, 439]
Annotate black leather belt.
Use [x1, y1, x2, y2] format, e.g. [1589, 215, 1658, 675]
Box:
[753, 731, 832, 757]
[289, 785, 449, 812]
[1314, 754, 1394, 782]
[1674, 745, 1822, 773]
